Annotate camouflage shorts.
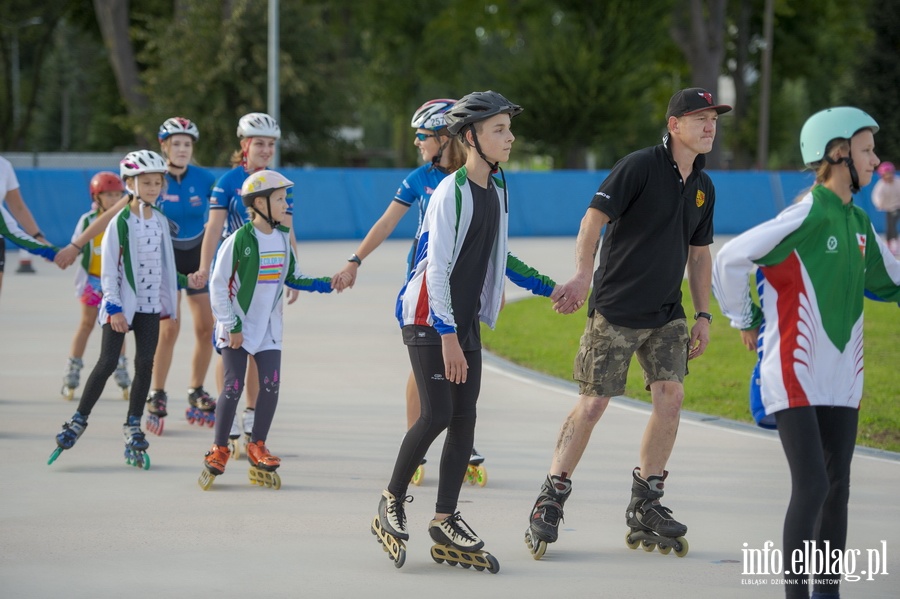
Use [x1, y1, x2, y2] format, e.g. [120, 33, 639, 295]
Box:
[573, 312, 690, 398]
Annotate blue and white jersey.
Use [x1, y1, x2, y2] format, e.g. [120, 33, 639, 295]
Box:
[210, 166, 294, 237]
[157, 165, 216, 241]
[393, 164, 447, 240]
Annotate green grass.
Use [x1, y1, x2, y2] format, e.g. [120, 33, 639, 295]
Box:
[482, 282, 900, 452]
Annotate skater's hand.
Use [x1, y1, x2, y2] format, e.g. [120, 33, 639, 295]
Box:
[740, 327, 759, 352]
[286, 288, 299, 305]
[228, 331, 243, 349]
[688, 318, 710, 360]
[54, 244, 80, 269]
[441, 333, 467, 384]
[191, 269, 209, 288]
[332, 263, 357, 292]
[110, 313, 128, 333]
[552, 274, 590, 314]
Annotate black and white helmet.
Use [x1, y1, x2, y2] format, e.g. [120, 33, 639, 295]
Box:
[237, 112, 281, 139]
[120, 150, 168, 178]
[444, 91, 523, 136]
[158, 117, 199, 142]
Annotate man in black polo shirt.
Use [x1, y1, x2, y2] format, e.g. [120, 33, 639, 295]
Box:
[524, 88, 731, 560]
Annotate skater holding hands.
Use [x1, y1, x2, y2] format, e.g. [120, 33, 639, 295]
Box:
[50, 150, 195, 469]
[525, 88, 731, 560]
[712, 107, 900, 598]
[331, 99, 485, 480]
[60, 172, 131, 401]
[198, 170, 332, 490]
[371, 91, 564, 571]
[145, 117, 217, 434]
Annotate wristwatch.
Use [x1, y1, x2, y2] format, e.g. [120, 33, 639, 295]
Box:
[694, 311, 713, 323]
[348, 253, 362, 266]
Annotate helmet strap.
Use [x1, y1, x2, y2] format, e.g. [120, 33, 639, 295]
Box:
[251, 196, 280, 229]
[468, 125, 499, 173]
[430, 138, 450, 171]
[825, 154, 861, 194]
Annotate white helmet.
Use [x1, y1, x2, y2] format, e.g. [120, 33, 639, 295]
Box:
[237, 112, 281, 139]
[120, 150, 168, 178]
[410, 99, 456, 131]
[241, 170, 294, 207]
[158, 117, 199, 142]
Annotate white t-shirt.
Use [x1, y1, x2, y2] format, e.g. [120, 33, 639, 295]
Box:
[0, 156, 21, 240]
[250, 229, 286, 348]
[872, 177, 900, 212]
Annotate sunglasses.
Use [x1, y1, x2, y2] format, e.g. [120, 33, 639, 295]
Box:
[415, 133, 437, 141]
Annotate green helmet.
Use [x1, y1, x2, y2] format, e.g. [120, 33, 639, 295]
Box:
[800, 107, 879, 166]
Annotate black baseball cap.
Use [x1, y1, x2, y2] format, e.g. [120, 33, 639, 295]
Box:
[666, 88, 732, 120]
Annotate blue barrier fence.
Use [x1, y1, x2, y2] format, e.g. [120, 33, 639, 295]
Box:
[5, 167, 886, 249]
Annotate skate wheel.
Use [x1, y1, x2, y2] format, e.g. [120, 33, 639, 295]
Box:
[673, 536, 689, 558]
[460, 562, 472, 569]
[411, 464, 423, 486]
[642, 540, 656, 552]
[121, 388, 129, 401]
[475, 465, 487, 487]
[198, 469, 215, 491]
[394, 546, 406, 569]
[228, 439, 240, 460]
[271, 472, 282, 490]
[658, 544, 672, 555]
[48, 447, 63, 465]
[625, 532, 641, 550]
[61, 387, 75, 401]
[485, 553, 500, 574]
[524, 529, 547, 560]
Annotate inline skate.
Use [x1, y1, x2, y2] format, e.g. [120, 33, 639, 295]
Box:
[145, 389, 168, 435]
[371, 490, 412, 568]
[48, 412, 89, 464]
[113, 356, 131, 400]
[228, 416, 242, 459]
[60, 357, 83, 401]
[464, 446, 487, 487]
[185, 387, 216, 427]
[411, 456, 426, 486]
[624, 468, 688, 557]
[241, 407, 254, 453]
[198, 444, 230, 490]
[123, 415, 150, 470]
[525, 473, 572, 559]
[429, 512, 499, 573]
[246, 439, 281, 489]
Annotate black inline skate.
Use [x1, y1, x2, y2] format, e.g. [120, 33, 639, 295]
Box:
[624, 468, 688, 557]
[145, 389, 168, 435]
[371, 490, 412, 568]
[524, 473, 572, 559]
[185, 386, 216, 427]
[48, 412, 89, 464]
[123, 415, 150, 470]
[429, 512, 499, 573]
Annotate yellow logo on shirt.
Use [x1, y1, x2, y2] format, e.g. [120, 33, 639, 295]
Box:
[695, 190, 705, 208]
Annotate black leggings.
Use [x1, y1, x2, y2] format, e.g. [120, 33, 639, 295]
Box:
[388, 346, 482, 514]
[78, 313, 160, 421]
[775, 406, 858, 598]
[213, 348, 281, 447]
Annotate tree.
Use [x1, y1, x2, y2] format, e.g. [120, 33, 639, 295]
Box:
[92, 0, 148, 137]
[670, 0, 728, 168]
[852, 0, 900, 162]
[0, 1, 70, 150]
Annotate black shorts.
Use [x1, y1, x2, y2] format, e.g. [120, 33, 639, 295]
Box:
[173, 235, 207, 296]
[0, 241, 6, 273]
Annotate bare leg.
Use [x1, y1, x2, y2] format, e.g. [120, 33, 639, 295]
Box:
[185, 292, 214, 389]
[151, 292, 182, 391]
[639, 381, 684, 477]
[70, 305, 99, 358]
[550, 394, 610, 477]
